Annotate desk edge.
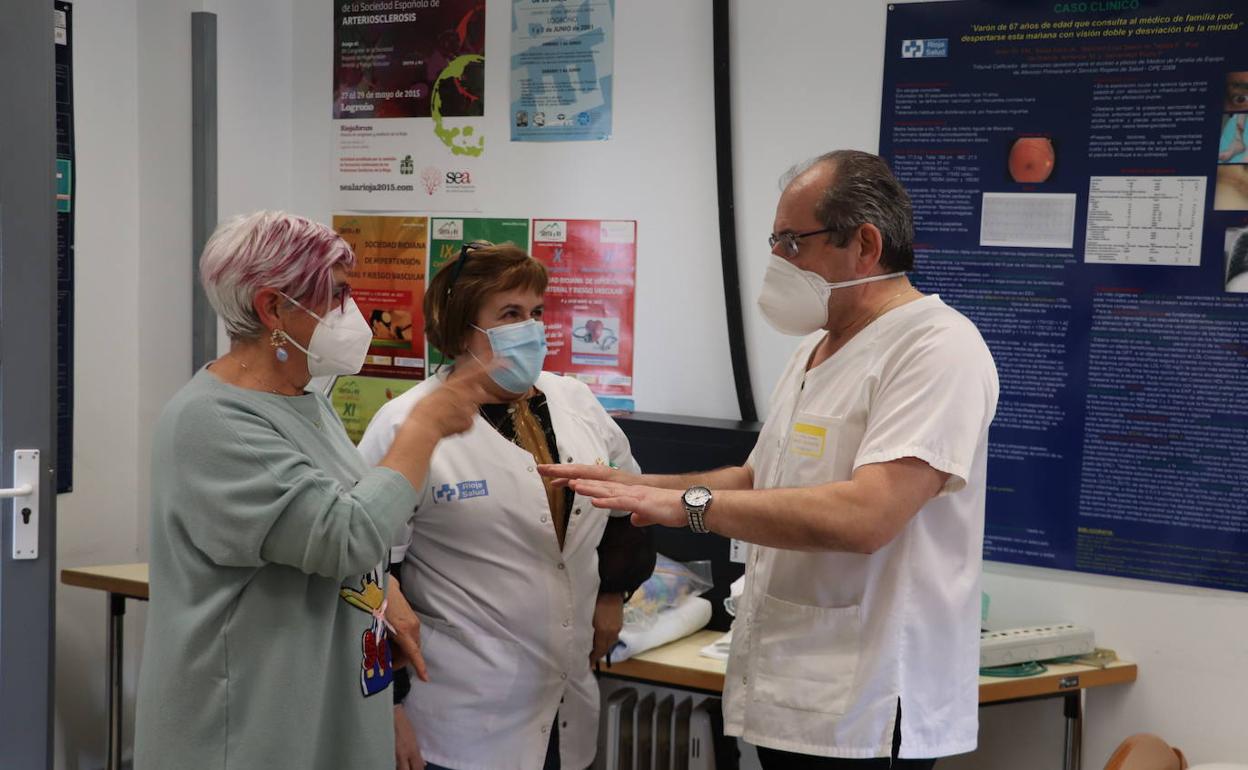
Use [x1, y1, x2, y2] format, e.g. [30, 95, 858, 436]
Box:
[602, 660, 1138, 704]
[60, 569, 150, 600]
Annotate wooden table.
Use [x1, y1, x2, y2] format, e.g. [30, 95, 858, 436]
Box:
[62, 563, 149, 770]
[601, 629, 1138, 770]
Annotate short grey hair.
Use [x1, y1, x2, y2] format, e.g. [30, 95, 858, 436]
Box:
[199, 211, 356, 340]
[781, 150, 915, 272]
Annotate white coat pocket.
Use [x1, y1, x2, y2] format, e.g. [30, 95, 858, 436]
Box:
[752, 595, 861, 715]
[413, 615, 520, 734]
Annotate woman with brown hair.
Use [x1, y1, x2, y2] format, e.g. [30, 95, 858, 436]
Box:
[359, 242, 655, 770]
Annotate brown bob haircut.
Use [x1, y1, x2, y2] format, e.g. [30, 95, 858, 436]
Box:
[424, 241, 548, 359]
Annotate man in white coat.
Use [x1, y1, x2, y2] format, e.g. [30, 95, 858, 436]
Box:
[542, 150, 999, 768]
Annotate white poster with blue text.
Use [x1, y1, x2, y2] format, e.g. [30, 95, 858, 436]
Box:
[510, 0, 614, 142]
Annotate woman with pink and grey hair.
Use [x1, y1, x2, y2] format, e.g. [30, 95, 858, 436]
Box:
[134, 211, 496, 770]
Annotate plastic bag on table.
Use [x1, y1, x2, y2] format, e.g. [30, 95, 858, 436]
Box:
[622, 554, 713, 630]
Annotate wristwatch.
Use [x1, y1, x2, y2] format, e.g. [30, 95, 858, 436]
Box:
[682, 486, 713, 534]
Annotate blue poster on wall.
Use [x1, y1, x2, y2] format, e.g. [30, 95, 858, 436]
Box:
[510, 0, 614, 142]
[881, 0, 1248, 591]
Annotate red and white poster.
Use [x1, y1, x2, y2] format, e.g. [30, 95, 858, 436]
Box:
[530, 219, 636, 411]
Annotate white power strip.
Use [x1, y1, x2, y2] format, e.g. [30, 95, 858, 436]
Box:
[979, 623, 1095, 668]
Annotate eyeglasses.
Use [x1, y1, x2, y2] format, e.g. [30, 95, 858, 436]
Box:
[283, 284, 351, 315]
[446, 241, 489, 295]
[330, 282, 352, 312]
[768, 227, 838, 259]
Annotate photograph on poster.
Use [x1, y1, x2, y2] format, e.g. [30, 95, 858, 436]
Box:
[1215, 165, 1248, 210]
[571, 315, 620, 357]
[368, 308, 415, 344]
[1007, 136, 1056, 184]
[1226, 227, 1248, 292]
[1217, 113, 1247, 163]
[1224, 70, 1248, 112]
[1217, 72, 1248, 164]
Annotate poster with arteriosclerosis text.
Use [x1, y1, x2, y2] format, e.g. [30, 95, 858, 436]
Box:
[881, 0, 1248, 592]
[332, 0, 487, 211]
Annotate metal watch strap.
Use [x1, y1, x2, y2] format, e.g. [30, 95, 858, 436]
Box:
[687, 499, 711, 534]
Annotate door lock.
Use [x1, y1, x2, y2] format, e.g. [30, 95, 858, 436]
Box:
[3, 450, 40, 559]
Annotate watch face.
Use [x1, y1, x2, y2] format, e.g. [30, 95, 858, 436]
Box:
[684, 486, 712, 507]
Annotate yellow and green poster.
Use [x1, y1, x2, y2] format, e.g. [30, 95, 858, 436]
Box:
[331, 375, 420, 445]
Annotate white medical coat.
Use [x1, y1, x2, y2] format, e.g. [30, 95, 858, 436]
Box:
[723, 295, 998, 760]
[358, 371, 639, 770]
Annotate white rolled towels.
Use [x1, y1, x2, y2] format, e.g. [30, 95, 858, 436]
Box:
[608, 597, 713, 663]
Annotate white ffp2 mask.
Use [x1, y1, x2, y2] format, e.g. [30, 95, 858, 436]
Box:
[757, 255, 904, 336]
[279, 295, 373, 376]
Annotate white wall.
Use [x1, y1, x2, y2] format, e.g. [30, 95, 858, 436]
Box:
[214, 0, 294, 220]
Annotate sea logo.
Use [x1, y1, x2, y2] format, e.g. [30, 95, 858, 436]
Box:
[399, 155, 414, 175]
[432, 480, 489, 503]
[420, 166, 442, 196]
[535, 220, 567, 243]
[901, 38, 948, 58]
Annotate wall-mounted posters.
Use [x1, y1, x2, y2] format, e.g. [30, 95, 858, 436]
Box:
[333, 215, 428, 379]
[426, 217, 532, 368]
[530, 219, 635, 411]
[510, 0, 614, 142]
[333, 0, 486, 211]
[881, 0, 1248, 592]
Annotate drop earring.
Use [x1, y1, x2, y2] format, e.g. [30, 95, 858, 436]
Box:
[271, 329, 290, 362]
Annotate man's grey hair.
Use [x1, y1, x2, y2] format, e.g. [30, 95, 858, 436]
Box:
[780, 150, 915, 272]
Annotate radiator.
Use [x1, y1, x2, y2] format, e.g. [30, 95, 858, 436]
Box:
[596, 687, 716, 770]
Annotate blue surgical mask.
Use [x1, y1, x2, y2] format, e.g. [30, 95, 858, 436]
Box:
[471, 319, 548, 393]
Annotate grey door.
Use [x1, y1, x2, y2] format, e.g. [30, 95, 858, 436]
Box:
[0, 1, 59, 767]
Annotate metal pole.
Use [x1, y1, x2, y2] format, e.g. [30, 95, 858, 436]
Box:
[1063, 691, 1083, 770]
[106, 593, 126, 770]
[191, 12, 218, 372]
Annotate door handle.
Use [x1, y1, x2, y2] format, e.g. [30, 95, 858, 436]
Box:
[0, 483, 33, 499]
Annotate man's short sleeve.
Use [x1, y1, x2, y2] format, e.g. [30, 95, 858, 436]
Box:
[853, 320, 998, 495]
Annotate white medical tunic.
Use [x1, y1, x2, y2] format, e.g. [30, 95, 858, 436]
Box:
[358, 371, 638, 770]
[723, 295, 999, 760]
